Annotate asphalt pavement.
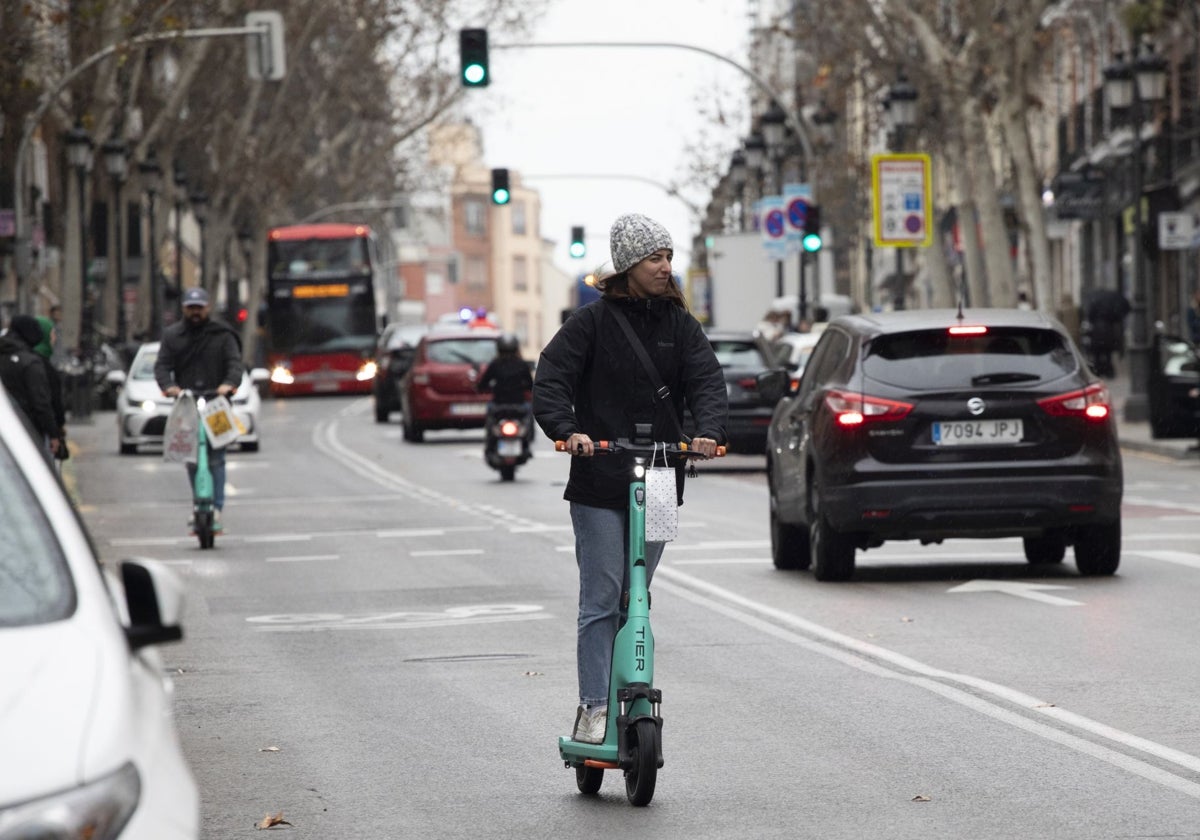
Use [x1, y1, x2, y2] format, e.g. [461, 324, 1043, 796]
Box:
[1103, 356, 1199, 461]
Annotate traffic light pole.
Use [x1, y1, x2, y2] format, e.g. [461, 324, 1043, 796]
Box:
[10, 20, 280, 313]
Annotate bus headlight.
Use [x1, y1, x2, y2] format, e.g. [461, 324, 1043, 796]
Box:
[356, 361, 377, 381]
[270, 365, 295, 385]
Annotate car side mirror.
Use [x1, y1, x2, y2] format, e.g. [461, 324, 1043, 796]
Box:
[757, 369, 790, 404]
[119, 558, 185, 651]
[250, 367, 270, 384]
[106, 369, 127, 387]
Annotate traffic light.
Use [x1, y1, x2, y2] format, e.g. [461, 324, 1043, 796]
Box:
[802, 205, 823, 252]
[459, 28, 489, 87]
[490, 168, 510, 205]
[569, 226, 586, 259]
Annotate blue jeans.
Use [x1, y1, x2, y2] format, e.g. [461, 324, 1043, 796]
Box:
[570, 502, 665, 707]
[186, 440, 227, 510]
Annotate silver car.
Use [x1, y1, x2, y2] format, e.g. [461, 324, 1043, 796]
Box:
[113, 342, 267, 454]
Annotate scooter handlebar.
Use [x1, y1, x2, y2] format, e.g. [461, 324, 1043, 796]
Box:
[554, 439, 725, 458]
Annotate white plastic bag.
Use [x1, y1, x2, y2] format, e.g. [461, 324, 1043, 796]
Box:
[162, 392, 198, 464]
[199, 395, 240, 449]
[644, 446, 678, 542]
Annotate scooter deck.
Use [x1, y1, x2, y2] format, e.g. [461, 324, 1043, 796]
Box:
[559, 736, 618, 764]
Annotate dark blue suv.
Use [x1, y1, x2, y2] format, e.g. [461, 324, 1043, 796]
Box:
[761, 309, 1123, 581]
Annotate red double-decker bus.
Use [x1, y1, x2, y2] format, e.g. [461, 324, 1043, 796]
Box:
[264, 223, 382, 396]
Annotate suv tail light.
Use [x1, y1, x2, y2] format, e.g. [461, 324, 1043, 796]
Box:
[825, 389, 913, 427]
[1037, 383, 1110, 420]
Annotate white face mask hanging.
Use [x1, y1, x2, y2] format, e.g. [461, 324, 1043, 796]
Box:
[644, 442, 678, 542]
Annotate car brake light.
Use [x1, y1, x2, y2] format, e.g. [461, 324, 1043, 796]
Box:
[737, 377, 757, 390]
[1037, 383, 1110, 420]
[949, 325, 988, 336]
[824, 389, 913, 426]
[500, 420, 520, 436]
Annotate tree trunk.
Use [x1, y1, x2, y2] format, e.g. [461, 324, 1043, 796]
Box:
[943, 134, 988, 308]
[997, 55, 1054, 311]
[961, 103, 1016, 307]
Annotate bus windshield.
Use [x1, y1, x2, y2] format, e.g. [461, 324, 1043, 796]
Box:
[269, 236, 369, 280]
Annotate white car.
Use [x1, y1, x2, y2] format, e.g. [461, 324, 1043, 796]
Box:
[113, 341, 267, 454]
[0, 383, 198, 838]
[769, 331, 823, 376]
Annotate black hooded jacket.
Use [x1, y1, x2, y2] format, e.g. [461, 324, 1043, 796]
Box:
[154, 317, 244, 394]
[0, 333, 59, 443]
[533, 296, 728, 509]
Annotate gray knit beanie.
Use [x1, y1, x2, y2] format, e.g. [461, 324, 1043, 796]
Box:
[609, 213, 673, 274]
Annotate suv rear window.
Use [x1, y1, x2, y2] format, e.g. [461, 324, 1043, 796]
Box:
[426, 339, 498, 365]
[863, 328, 1077, 389]
[709, 339, 769, 368]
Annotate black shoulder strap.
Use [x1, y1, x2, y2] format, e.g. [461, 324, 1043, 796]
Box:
[606, 301, 687, 442]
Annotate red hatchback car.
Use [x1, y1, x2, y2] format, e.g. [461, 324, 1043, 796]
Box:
[399, 329, 500, 442]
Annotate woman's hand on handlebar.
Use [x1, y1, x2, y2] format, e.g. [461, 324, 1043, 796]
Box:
[689, 436, 719, 459]
[565, 432, 594, 457]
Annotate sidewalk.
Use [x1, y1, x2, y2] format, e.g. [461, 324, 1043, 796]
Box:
[1104, 357, 1198, 461]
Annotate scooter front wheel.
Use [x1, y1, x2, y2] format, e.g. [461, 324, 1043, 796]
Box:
[575, 764, 603, 795]
[624, 718, 658, 806]
[195, 510, 215, 549]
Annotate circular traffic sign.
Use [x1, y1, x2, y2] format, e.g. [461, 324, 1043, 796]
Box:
[787, 197, 809, 228]
[765, 209, 786, 238]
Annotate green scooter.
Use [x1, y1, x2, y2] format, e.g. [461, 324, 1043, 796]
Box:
[556, 428, 722, 806]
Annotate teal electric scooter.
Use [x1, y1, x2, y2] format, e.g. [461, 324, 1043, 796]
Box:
[184, 390, 217, 550]
[556, 426, 723, 806]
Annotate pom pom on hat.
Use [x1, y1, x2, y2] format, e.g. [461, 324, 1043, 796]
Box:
[609, 213, 673, 274]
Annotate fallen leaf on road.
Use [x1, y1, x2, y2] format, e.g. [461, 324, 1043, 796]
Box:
[256, 812, 292, 829]
[900, 616, 914, 623]
[523, 671, 544, 677]
[912, 795, 931, 802]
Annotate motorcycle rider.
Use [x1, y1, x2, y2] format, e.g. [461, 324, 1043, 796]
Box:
[155, 287, 244, 532]
[477, 333, 534, 443]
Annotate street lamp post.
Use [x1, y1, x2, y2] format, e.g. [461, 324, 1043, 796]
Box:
[886, 73, 919, 311]
[173, 163, 187, 297]
[761, 103, 788, 300]
[729, 150, 748, 231]
[190, 191, 209, 289]
[102, 136, 128, 346]
[1105, 44, 1167, 423]
[138, 149, 163, 336]
[65, 122, 94, 419]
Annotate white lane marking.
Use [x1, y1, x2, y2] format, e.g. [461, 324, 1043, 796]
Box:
[1124, 494, 1200, 515]
[376, 528, 451, 538]
[266, 554, 339, 563]
[244, 534, 312, 544]
[673, 558, 771, 565]
[655, 565, 1200, 798]
[1136, 550, 1200, 570]
[947, 580, 1083, 606]
[410, 549, 484, 557]
[247, 604, 547, 632]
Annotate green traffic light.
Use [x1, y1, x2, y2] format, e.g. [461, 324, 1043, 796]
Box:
[463, 63, 486, 85]
[569, 241, 586, 259]
[492, 187, 510, 205]
[802, 233, 822, 253]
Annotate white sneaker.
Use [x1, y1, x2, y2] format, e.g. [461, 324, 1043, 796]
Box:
[571, 705, 607, 744]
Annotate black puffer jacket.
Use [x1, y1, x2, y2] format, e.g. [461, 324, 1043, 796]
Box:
[0, 334, 58, 442]
[154, 317, 244, 394]
[533, 296, 727, 509]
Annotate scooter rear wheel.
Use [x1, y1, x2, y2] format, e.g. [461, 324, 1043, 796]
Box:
[624, 718, 658, 806]
[575, 764, 603, 795]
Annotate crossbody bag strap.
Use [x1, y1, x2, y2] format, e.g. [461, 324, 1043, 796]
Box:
[605, 301, 688, 442]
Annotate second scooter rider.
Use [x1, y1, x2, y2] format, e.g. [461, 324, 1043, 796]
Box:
[533, 212, 728, 744]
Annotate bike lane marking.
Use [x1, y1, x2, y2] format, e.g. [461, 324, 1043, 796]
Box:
[655, 564, 1200, 800]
